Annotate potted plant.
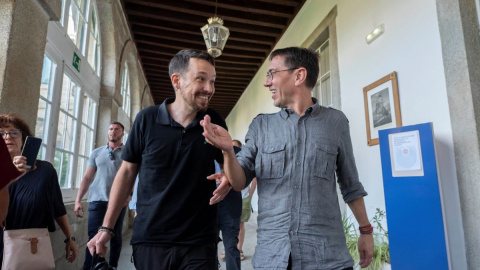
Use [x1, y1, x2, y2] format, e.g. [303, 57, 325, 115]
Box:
[343, 208, 391, 270]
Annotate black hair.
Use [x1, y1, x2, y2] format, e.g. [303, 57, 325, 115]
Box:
[110, 121, 124, 131]
[269, 47, 319, 89]
[168, 49, 215, 79]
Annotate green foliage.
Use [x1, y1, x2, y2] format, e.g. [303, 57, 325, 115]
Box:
[343, 208, 390, 270]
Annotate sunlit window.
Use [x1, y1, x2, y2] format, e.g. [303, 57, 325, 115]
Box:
[121, 63, 131, 117]
[313, 40, 332, 108]
[36, 55, 56, 160]
[87, 4, 101, 74]
[67, 0, 88, 51]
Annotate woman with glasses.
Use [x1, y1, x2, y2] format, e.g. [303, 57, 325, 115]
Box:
[0, 114, 78, 267]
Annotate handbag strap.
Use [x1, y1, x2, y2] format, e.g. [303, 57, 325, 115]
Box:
[91, 252, 109, 270]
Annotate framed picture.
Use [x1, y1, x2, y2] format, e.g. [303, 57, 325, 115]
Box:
[363, 71, 402, 146]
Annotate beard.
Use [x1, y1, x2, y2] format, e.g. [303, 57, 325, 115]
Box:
[180, 90, 209, 112]
[108, 136, 120, 143]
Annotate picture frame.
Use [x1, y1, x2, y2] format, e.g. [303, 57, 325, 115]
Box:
[363, 71, 402, 146]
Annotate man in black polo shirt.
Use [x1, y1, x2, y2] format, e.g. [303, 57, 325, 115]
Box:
[87, 49, 231, 269]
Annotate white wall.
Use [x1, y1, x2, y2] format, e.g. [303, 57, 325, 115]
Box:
[226, 0, 458, 232]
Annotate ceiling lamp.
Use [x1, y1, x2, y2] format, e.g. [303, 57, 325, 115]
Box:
[200, 1, 230, 58]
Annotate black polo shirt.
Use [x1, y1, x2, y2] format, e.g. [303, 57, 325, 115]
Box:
[123, 98, 227, 246]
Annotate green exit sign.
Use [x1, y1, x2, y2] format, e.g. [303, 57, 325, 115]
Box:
[73, 52, 81, 72]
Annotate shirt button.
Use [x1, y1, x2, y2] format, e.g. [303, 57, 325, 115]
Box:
[270, 147, 274, 150]
[297, 140, 301, 144]
[290, 231, 293, 235]
[296, 162, 300, 166]
[183, 130, 186, 133]
[294, 185, 298, 189]
[293, 209, 297, 213]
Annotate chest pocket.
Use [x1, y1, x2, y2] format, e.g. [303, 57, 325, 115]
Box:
[314, 143, 338, 181]
[256, 143, 286, 179]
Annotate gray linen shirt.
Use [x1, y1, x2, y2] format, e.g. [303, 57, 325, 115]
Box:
[87, 145, 123, 202]
[237, 99, 367, 270]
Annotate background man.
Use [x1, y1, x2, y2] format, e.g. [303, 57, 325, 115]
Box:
[87, 49, 230, 270]
[75, 121, 127, 270]
[202, 47, 374, 270]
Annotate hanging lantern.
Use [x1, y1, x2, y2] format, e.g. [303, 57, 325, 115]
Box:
[201, 16, 230, 58]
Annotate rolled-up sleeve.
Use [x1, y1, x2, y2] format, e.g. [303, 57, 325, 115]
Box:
[336, 116, 367, 203]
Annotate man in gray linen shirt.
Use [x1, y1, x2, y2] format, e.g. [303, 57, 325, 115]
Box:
[74, 121, 129, 270]
[202, 47, 374, 270]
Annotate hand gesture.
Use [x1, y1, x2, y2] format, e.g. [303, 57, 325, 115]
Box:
[206, 172, 230, 205]
[74, 201, 84, 218]
[358, 233, 374, 268]
[65, 240, 78, 263]
[87, 231, 112, 257]
[200, 115, 233, 152]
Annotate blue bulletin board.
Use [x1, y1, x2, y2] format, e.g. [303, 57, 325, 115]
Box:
[379, 123, 449, 270]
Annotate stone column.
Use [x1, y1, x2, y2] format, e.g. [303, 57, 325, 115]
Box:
[436, 0, 480, 268]
[0, 0, 61, 128]
[96, 0, 121, 144]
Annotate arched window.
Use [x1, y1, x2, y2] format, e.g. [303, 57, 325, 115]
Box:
[36, 0, 101, 200]
[87, 4, 101, 74]
[121, 62, 131, 117]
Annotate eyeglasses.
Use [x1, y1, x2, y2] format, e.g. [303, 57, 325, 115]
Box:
[0, 130, 22, 139]
[266, 67, 298, 80]
[108, 150, 115, 161]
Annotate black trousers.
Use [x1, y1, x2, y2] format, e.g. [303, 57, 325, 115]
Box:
[132, 243, 217, 270]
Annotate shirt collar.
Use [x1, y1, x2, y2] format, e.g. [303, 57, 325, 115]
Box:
[280, 98, 320, 119]
[156, 97, 208, 128]
[156, 98, 175, 125]
[106, 144, 123, 151]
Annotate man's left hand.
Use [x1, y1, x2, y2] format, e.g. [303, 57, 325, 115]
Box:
[65, 240, 78, 263]
[207, 172, 230, 205]
[358, 233, 374, 268]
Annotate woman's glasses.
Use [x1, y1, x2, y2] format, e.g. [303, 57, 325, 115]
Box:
[0, 130, 22, 139]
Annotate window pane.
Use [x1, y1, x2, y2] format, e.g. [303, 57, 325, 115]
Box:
[76, 157, 87, 188]
[65, 115, 76, 151]
[56, 113, 77, 152]
[40, 55, 56, 102]
[68, 3, 87, 51]
[72, 0, 88, 12]
[56, 112, 66, 148]
[54, 150, 72, 188]
[39, 145, 46, 161]
[87, 5, 100, 72]
[120, 64, 131, 117]
[320, 41, 330, 77]
[79, 125, 87, 155]
[61, 74, 79, 115]
[35, 98, 50, 139]
[321, 76, 332, 107]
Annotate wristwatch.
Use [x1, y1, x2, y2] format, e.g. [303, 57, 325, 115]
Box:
[64, 236, 76, 243]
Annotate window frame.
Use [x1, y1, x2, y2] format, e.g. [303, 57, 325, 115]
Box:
[120, 62, 131, 117]
[40, 0, 101, 201]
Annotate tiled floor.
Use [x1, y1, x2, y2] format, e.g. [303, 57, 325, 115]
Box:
[117, 212, 258, 270]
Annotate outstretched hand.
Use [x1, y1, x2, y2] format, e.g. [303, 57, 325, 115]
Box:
[207, 172, 230, 205]
[200, 115, 233, 152]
